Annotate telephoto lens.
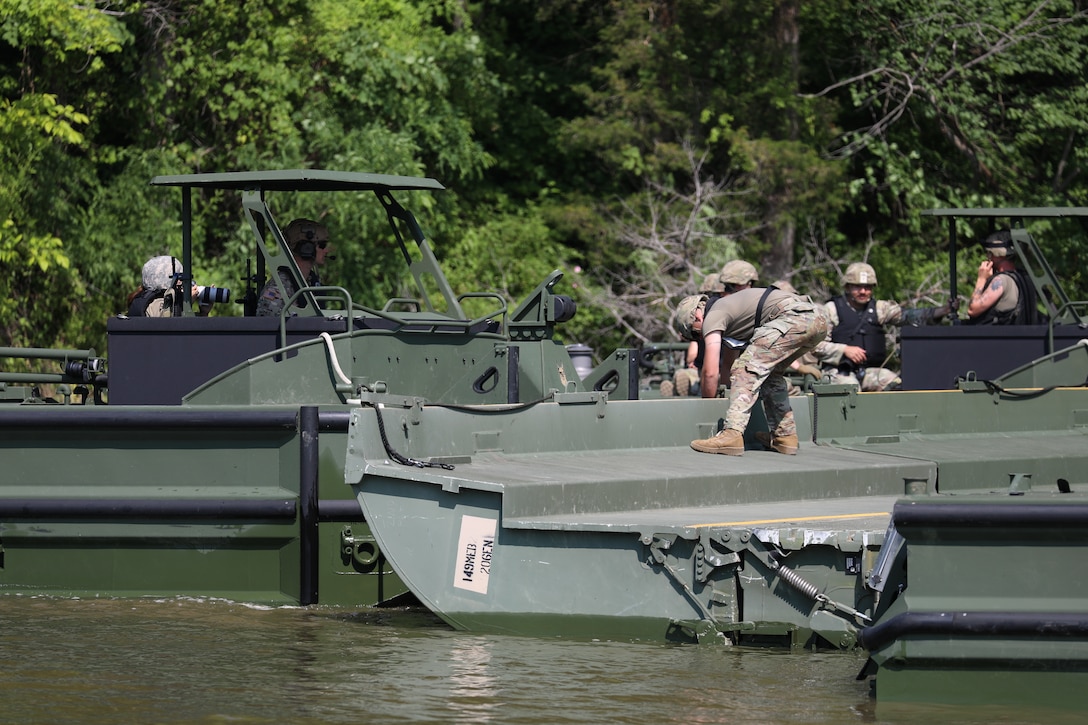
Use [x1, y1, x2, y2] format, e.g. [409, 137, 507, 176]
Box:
[198, 286, 231, 304]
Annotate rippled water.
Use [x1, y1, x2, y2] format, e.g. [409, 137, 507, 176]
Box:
[0, 596, 1072, 724]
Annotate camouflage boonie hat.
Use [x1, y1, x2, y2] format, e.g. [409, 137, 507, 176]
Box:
[142, 256, 183, 291]
[981, 229, 1012, 258]
[673, 294, 708, 341]
[719, 259, 758, 285]
[699, 273, 724, 294]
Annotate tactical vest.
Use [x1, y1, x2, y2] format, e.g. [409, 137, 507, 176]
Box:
[830, 296, 885, 372]
[967, 269, 1042, 325]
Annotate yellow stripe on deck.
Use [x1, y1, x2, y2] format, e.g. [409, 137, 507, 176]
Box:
[694, 511, 891, 528]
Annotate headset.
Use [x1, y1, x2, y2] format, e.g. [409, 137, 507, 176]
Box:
[286, 219, 324, 261]
[296, 230, 317, 261]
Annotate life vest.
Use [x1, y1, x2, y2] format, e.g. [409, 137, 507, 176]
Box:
[830, 296, 885, 373]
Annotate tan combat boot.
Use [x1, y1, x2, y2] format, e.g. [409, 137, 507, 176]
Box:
[753, 431, 799, 455]
[659, 380, 675, 397]
[691, 429, 745, 455]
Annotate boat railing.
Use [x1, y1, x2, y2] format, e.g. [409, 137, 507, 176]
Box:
[1048, 300, 1088, 351]
[281, 287, 508, 347]
[0, 346, 106, 403]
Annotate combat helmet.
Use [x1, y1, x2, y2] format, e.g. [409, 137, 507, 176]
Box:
[699, 273, 725, 295]
[771, 279, 798, 295]
[719, 259, 759, 286]
[673, 294, 708, 341]
[843, 262, 877, 286]
[283, 218, 329, 260]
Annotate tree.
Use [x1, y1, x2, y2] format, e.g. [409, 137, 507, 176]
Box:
[579, 146, 752, 347]
[0, 0, 130, 350]
[810, 0, 1088, 227]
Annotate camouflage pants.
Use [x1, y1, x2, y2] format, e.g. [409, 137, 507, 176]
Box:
[673, 368, 699, 396]
[826, 367, 901, 392]
[726, 303, 829, 437]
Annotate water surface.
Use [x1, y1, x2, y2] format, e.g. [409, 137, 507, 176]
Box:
[0, 596, 1070, 724]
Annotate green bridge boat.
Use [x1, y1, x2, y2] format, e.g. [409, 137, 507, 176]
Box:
[3, 174, 1087, 709]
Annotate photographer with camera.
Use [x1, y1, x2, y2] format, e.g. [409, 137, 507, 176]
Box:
[257, 218, 333, 317]
[127, 256, 223, 317]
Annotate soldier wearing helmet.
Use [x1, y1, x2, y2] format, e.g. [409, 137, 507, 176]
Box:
[821, 261, 949, 391]
[966, 229, 1041, 325]
[672, 278, 828, 456]
[667, 261, 759, 398]
[719, 260, 759, 291]
[665, 285, 712, 397]
[257, 218, 334, 317]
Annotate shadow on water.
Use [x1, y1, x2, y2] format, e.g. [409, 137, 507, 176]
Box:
[0, 595, 1078, 725]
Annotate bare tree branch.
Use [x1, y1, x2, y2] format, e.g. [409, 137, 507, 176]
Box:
[582, 143, 762, 345]
[809, 2, 1088, 163]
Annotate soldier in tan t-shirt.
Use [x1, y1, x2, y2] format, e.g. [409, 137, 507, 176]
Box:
[673, 285, 828, 456]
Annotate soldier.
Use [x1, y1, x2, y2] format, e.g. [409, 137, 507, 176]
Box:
[662, 271, 732, 397]
[667, 261, 760, 397]
[667, 272, 726, 397]
[966, 229, 1043, 325]
[820, 262, 949, 391]
[719, 259, 758, 293]
[257, 218, 334, 317]
[674, 284, 828, 456]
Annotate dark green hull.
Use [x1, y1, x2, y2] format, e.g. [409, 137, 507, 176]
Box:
[4, 175, 1088, 711]
[349, 341, 1088, 708]
[0, 405, 405, 606]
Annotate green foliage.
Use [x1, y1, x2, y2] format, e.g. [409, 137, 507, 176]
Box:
[1, 0, 1086, 362]
[0, 0, 130, 348]
[825, 1, 1088, 222]
[441, 204, 565, 300]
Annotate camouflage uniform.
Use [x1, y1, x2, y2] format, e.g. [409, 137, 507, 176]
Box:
[257, 268, 302, 317]
[820, 298, 903, 391]
[672, 367, 699, 396]
[675, 289, 829, 447]
[724, 295, 829, 437]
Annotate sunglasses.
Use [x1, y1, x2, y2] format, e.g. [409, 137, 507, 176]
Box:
[317, 241, 328, 249]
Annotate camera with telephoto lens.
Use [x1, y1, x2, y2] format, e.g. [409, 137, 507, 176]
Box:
[197, 286, 231, 305]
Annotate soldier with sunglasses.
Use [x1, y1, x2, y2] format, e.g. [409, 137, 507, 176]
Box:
[257, 218, 334, 317]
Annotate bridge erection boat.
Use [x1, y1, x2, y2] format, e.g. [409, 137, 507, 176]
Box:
[0, 169, 631, 609]
[348, 333, 1088, 707]
[4, 181, 1088, 709]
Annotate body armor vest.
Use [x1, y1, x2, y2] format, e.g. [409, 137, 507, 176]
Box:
[830, 296, 885, 372]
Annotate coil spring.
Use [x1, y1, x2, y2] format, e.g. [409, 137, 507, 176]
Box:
[774, 562, 821, 601]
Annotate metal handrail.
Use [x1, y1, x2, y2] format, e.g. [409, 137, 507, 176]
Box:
[278, 285, 355, 350]
[1048, 300, 1088, 352]
[0, 346, 97, 361]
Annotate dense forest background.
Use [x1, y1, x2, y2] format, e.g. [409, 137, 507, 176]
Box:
[2, 0, 1087, 361]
